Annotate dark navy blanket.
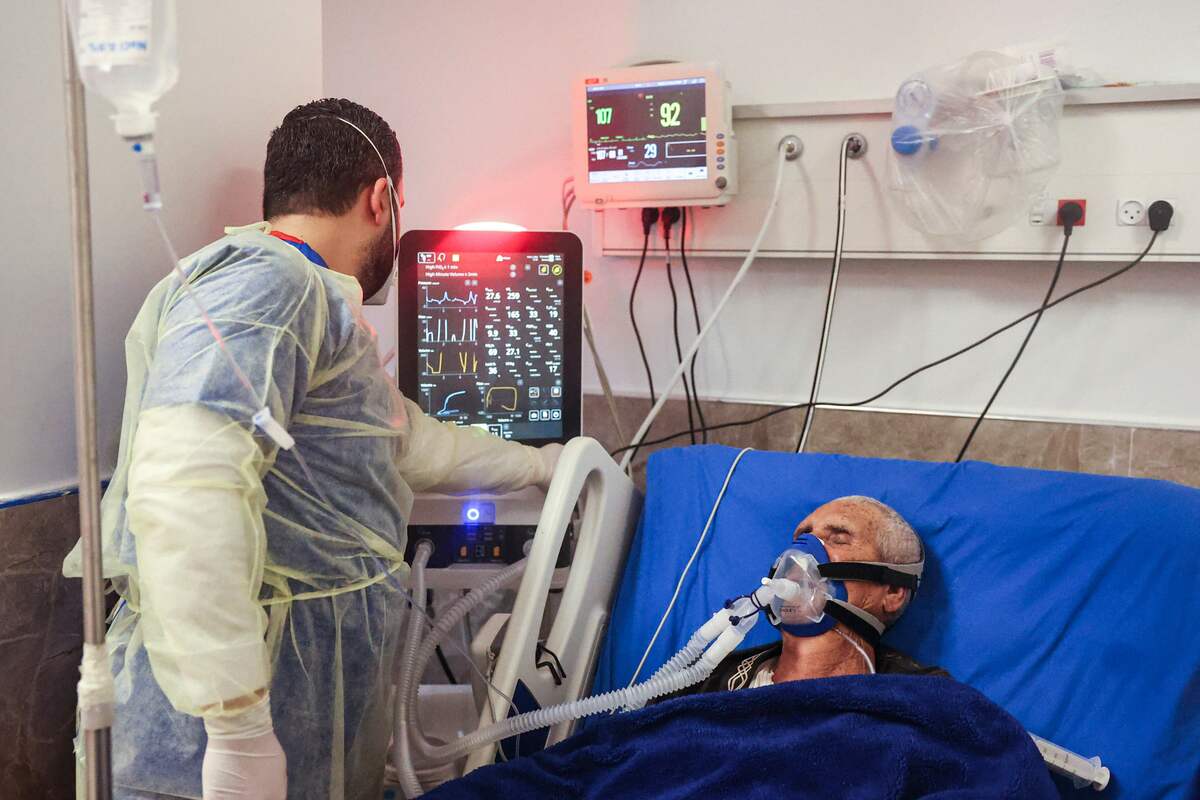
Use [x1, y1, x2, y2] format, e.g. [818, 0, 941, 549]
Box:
[425, 675, 1057, 799]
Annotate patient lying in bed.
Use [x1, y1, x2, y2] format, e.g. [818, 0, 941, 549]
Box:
[662, 496, 946, 700]
[427, 495, 1060, 800]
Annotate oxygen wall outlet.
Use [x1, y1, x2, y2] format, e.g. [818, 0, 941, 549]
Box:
[1118, 199, 1147, 226]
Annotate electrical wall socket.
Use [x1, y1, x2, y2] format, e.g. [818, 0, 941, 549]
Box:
[1029, 195, 1088, 226]
[1029, 194, 1053, 226]
[1118, 199, 1147, 226]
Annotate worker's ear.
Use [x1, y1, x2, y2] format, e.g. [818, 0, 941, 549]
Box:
[367, 177, 391, 227]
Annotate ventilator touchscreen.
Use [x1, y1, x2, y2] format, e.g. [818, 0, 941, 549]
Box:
[399, 229, 583, 448]
[417, 249, 566, 440]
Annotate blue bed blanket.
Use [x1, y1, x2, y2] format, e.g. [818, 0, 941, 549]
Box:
[424, 675, 1058, 799]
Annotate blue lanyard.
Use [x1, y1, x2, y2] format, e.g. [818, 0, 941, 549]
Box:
[269, 230, 328, 268]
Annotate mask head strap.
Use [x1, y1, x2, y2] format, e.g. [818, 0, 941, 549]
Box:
[816, 536, 925, 592]
[823, 600, 884, 649]
[818, 559, 923, 591]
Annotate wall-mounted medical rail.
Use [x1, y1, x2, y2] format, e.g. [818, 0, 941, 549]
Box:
[732, 82, 1200, 121]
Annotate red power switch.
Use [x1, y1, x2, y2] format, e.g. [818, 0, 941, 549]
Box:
[1057, 199, 1086, 226]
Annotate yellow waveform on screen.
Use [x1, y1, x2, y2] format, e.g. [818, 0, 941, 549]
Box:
[425, 351, 477, 376]
[485, 386, 518, 412]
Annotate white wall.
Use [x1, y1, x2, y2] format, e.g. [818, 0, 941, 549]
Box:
[0, 1, 324, 500]
[321, 0, 1200, 435]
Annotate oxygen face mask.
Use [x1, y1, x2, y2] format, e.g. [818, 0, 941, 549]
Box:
[767, 547, 830, 628]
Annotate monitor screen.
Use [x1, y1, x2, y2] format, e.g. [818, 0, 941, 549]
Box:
[586, 77, 708, 184]
[397, 230, 582, 446]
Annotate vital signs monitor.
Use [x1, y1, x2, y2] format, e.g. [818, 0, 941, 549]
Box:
[572, 62, 737, 209]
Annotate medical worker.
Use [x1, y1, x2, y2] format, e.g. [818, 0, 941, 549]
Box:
[63, 98, 561, 799]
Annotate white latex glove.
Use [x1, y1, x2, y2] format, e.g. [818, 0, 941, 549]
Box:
[202, 694, 287, 800]
[537, 443, 565, 492]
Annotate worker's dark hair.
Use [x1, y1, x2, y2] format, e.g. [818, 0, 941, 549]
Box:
[262, 98, 402, 219]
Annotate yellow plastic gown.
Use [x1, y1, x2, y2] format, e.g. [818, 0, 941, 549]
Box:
[63, 223, 552, 799]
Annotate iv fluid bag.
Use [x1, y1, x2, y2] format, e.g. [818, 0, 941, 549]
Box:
[66, 0, 179, 138]
[888, 51, 1064, 240]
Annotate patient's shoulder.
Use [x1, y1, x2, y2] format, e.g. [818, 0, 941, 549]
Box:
[876, 645, 952, 678]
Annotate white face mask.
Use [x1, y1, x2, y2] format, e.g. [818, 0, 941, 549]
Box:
[363, 253, 396, 305]
[328, 115, 398, 306]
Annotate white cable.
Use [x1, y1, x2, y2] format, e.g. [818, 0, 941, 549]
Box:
[833, 627, 875, 675]
[561, 174, 626, 444]
[619, 144, 791, 470]
[150, 212, 261, 407]
[582, 304, 627, 444]
[797, 137, 851, 454]
[625, 447, 753, 688]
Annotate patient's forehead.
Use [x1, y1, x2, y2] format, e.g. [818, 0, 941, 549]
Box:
[794, 499, 883, 559]
[796, 498, 875, 530]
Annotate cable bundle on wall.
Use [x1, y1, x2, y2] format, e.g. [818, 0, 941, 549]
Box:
[611, 215, 1168, 459]
[795, 134, 864, 453]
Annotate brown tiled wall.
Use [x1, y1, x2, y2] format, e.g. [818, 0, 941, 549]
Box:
[583, 394, 1200, 488]
[2, 400, 1195, 800]
[0, 494, 82, 800]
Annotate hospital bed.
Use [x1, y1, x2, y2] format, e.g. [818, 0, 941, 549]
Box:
[464, 444, 1200, 798]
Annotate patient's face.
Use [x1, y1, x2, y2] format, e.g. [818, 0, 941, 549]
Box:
[793, 499, 889, 624]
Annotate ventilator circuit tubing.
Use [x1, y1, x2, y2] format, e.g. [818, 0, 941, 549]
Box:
[409, 592, 771, 781]
[402, 583, 809, 784]
[399, 558, 529, 768]
[396, 541, 434, 799]
[620, 143, 792, 471]
[624, 589, 772, 711]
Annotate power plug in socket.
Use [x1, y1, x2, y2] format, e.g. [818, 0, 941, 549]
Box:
[1117, 199, 1147, 226]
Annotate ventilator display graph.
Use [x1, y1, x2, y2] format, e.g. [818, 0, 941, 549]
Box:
[416, 250, 565, 440]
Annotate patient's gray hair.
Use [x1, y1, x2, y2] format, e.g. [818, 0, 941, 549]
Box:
[837, 496, 922, 625]
[837, 495, 922, 565]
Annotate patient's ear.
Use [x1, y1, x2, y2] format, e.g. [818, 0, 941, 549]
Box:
[882, 586, 908, 615]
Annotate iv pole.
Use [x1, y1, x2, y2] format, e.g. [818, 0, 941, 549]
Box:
[60, 5, 114, 799]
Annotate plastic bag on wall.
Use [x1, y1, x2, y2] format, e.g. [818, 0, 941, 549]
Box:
[888, 50, 1065, 240]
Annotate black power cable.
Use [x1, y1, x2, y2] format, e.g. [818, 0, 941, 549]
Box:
[679, 208, 709, 442]
[610, 228, 1161, 459]
[434, 645, 458, 685]
[425, 591, 460, 684]
[955, 202, 1081, 461]
[629, 208, 660, 404]
[627, 208, 661, 470]
[661, 207, 698, 444]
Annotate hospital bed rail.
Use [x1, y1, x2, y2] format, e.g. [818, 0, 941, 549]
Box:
[462, 436, 642, 774]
